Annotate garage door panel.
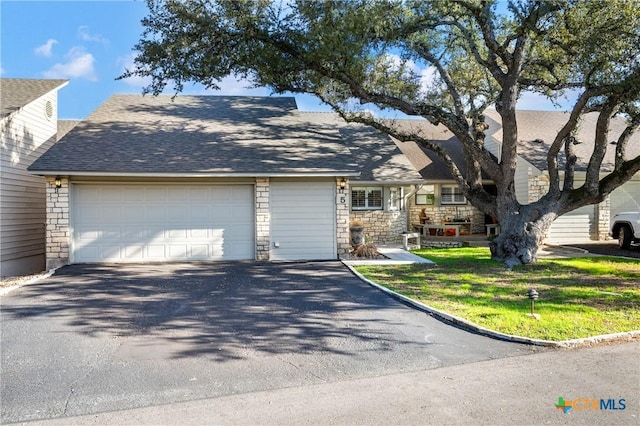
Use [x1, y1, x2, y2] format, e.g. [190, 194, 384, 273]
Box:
[97, 245, 122, 262]
[101, 227, 122, 242]
[124, 245, 144, 260]
[270, 181, 335, 261]
[72, 184, 254, 262]
[102, 188, 123, 203]
[147, 245, 166, 259]
[611, 181, 640, 216]
[547, 205, 593, 243]
[146, 188, 166, 202]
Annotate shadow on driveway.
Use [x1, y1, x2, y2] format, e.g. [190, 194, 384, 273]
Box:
[3, 262, 423, 361]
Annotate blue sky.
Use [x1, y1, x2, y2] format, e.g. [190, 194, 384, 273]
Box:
[1, 1, 576, 120]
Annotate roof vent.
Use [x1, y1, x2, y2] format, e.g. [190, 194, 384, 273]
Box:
[44, 100, 53, 120]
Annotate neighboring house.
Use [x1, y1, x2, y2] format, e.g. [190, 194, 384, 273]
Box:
[0, 78, 68, 277]
[394, 110, 639, 243]
[483, 110, 640, 243]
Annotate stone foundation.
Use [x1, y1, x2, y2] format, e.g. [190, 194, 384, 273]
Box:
[421, 240, 464, 248]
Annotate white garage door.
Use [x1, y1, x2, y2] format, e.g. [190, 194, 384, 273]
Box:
[610, 180, 640, 217]
[270, 181, 336, 260]
[547, 205, 594, 244]
[72, 184, 254, 262]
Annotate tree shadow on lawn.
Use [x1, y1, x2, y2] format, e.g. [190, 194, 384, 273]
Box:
[2, 262, 415, 362]
[370, 261, 640, 311]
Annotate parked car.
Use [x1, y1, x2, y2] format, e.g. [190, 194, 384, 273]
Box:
[610, 212, 640, 249]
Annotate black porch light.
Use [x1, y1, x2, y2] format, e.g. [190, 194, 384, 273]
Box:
[339, 178, 347, 193]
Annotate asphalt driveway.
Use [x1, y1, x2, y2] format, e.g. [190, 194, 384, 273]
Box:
[566, 241, 640, 259]
[1, 262, 538, 423]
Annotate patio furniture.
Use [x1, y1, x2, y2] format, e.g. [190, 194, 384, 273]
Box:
[402, 232, 421, 250]
[486, 224, 501, 237]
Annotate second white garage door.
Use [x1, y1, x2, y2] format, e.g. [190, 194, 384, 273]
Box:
[610, 179, 640, 217]
[72, 184, 254, 262]
[547, 205, 594, 243]
[270, 181, 336, 260]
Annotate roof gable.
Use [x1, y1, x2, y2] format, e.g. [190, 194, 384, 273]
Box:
[0, 78, 68, 118]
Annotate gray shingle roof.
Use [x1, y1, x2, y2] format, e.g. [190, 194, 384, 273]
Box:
[0, 78, 68, 117]
[385, 119, 468, 181]
[29, 95, 361, 176]
[298, 112, 423, 183]
[484, 109, 640, 173]
[57, 119, 81, 139]
[392, 110, 640, 181]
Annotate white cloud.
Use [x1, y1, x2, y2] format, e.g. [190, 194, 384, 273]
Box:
[207, 75, 270, 96]
[419, 66, 438, 94]
[34, 39, 58, 57]
[77, 26, 108, 44]
[42, 47, 98, 81]
[117, 52, 152, 88]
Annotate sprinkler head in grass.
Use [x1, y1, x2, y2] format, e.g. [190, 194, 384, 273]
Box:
[526, 288, 540, 320]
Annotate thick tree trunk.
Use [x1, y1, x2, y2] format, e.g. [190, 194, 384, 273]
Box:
[489, 212, 555, 269]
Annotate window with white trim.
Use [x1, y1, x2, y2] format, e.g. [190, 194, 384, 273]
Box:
[440, 185, 466, 205]
[351, 186, 383, 210]
[415, 185, 435, 205]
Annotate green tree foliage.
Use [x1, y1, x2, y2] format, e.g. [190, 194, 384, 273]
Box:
[122, 0, 640, 267]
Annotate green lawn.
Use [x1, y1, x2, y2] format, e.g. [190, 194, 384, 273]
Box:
[354, 247, 640, 341]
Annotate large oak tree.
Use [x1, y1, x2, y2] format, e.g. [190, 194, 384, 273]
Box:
[122, 0, 640, 267]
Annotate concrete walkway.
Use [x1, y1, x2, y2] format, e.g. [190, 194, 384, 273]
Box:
[343, 245, 434, 265]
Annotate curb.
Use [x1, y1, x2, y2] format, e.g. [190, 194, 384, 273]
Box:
[0, 267, 60, 297]
[344, 262, 640, 349]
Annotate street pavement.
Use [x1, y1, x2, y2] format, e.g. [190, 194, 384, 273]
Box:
[26, 340, 640, 425]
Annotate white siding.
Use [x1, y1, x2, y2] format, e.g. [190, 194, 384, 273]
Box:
[0, 91, 59, 276]
[270, 180, 336, 260]
[71, 183, 255, 262]
[514, 158, 536, 204]
[484, 133, 540, 204]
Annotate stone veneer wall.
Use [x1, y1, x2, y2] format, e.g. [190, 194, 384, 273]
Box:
[336, 179, 351, 257]
[45, 176, 70, 270]
[349, 210, 407, 245]
[255, 178, 270, 260]
[408, 204, 485, 234]
[528, 172, 549, 203]
[596, 195, 611, 240]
